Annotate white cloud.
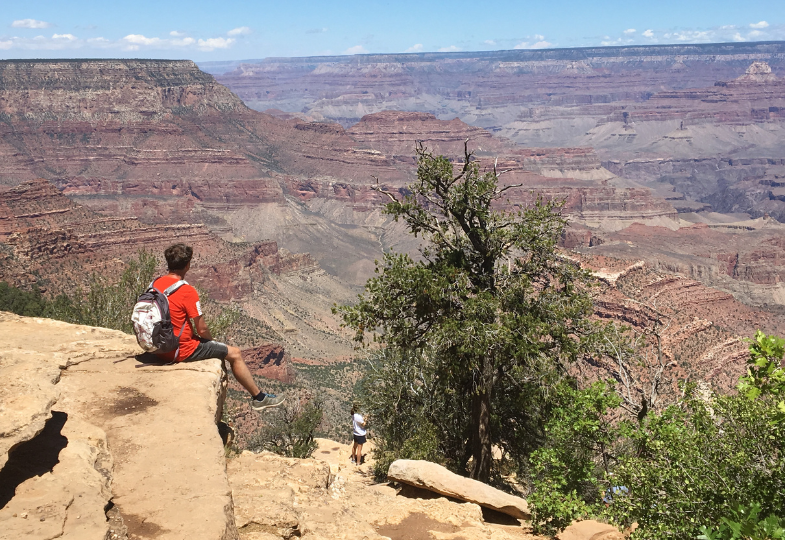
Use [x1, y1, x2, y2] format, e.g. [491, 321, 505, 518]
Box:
[343, 45, 368, 54]
[515, 40, 552, 49]
[124, 34, 163, 46]
[438, 45, 460, 52]
[624, 28, 636, 34]
[12, 19, 52, 29]
[0, 29, 236, 52]
[642, 29, 654, 38]
[306, 27, 328, 34]
[227, 26, 251, 36]
[170, 30, 185, 37]
[198, 37, 234, 50]
[750, 21, 769, 29]
[405, 43, 423, 53]
[673, 30, 711, 41]
[749, 29, 763, 37]
[484, 39, 496, 45]
[533, 34, 545, 40]
[733, 32, 747, 42]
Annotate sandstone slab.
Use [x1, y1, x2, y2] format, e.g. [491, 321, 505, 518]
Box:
[0, 312, 236, 540]
[556, 520, 624, 540]
[387, 459, 530, 520]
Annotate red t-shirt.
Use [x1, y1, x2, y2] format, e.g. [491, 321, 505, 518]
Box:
[152, 275, 202, 362]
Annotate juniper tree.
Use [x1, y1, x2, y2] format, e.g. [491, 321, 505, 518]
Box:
[338, 143, 605, 482]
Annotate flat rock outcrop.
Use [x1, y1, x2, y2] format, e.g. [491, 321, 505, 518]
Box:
[0, 312, 236, 540]
[387, 459, 530, 519]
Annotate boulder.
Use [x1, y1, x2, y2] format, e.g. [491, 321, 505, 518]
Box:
[556, 520, 625, 540]
[387, 459, 530, 519]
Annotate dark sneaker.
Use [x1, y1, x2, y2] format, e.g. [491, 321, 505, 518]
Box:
[251, 393, 285, 411]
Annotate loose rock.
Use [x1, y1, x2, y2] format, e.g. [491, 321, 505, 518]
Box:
[387, 459, 530, 520]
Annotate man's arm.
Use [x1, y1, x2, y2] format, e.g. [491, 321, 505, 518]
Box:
[192, 315, 213, 341]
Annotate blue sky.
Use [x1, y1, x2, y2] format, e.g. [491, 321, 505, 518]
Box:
[1, 0, 783, 60]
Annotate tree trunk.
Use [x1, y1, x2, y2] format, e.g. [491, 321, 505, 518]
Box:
[469, 366, 492, 482]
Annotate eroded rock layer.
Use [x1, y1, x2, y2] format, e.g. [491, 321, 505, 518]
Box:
[0, 59, 682, 291]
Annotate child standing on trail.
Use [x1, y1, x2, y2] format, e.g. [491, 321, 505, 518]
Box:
[350, 403, 366, 465]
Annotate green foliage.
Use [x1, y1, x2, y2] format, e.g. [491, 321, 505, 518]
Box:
[337, 144, 605, 481]
[0, 281, 48, 316]
[698, 504, 785, 540]
[739, 330, 785, 423]
[51, 250, 157, 333]
[528, 381, 623, 534]
[247, 399, 323, 458]
[4, 251, 242, 340]
[526, 334, 785, 539]
[0, 251, 157, 333]
[359, 347, 459, 480]
[606, 383, 785, 540]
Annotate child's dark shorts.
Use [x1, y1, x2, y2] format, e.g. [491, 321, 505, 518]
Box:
[353, 434, 367, 444]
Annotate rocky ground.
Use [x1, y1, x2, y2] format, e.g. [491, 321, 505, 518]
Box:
[228, 439, 543, 540]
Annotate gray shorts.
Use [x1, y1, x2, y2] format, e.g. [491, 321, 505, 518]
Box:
[183, 340, 229, 362]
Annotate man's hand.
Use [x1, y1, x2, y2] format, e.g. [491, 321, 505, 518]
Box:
[192, 315, 213, 341]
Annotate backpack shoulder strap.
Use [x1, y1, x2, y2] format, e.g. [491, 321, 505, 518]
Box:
[163, 280, 187, 297]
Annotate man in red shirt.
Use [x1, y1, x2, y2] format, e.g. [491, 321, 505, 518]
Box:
[154, 243, 284, 411]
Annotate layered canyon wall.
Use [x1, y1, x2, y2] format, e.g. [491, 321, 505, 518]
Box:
[1, 57, 784, 376]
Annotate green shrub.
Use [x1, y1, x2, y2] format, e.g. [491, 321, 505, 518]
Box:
[606, 384, 785, 540]
[698, 504, 785, 540]
[45, 250, 157, 333]
[528, 381, 622, 534]
[527, 333, 785, 539]
[247, 399, 323, 459]
[358, 347, 463, 480]
[739, 331, 785, 424]
[0, 281, 48, 316]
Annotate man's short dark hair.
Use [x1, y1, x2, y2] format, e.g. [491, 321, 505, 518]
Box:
[164, 244, 193, 271]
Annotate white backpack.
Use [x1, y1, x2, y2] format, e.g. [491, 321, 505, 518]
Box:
[131, 280, 186, 353]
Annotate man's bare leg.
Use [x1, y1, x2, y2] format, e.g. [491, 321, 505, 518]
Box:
[225, 345, 261, 397]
